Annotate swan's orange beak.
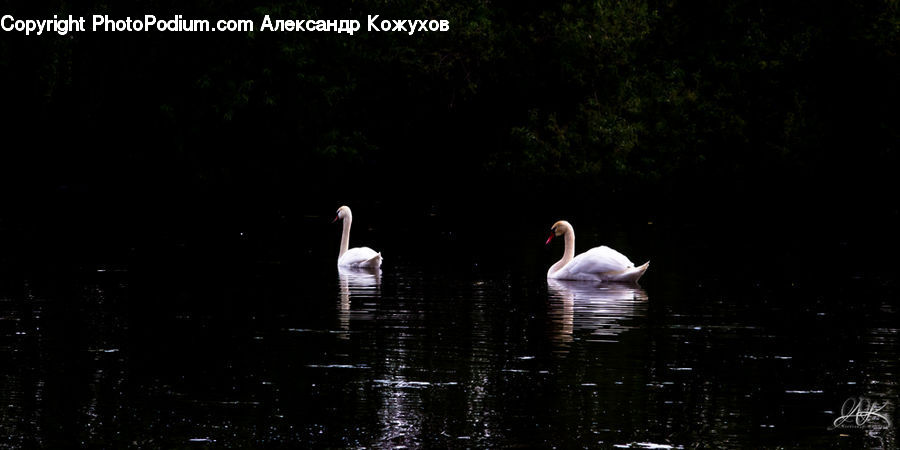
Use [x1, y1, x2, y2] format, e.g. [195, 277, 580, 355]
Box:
[332, 215, 339, 223]
[545, 234, 554, 245]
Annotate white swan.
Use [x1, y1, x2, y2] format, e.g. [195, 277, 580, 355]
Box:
[546, 220, 648, 283]
[333, 205, 383, 268]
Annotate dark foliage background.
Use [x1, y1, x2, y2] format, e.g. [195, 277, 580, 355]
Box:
[0, 0, 897, 261]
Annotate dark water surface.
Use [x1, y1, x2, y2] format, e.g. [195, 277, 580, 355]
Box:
[1, 214, 897, 448]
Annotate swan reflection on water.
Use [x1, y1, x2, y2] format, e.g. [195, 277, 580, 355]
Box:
[546, 279, 648, 347]
[337, 266, 381, 338]
[337, 267, 425, 447]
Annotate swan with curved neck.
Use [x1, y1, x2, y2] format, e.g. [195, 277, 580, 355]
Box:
[546, 220, 648, 283]
[333, 205, 383, 268]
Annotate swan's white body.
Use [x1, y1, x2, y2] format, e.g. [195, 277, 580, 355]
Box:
[339, 247, 383, 268]
[547, 220, 648, 283]
[335, 206, 383, 268]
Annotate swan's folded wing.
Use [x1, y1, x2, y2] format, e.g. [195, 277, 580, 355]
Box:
[564, 246, 634, 276]
[339, 247, 381, 267]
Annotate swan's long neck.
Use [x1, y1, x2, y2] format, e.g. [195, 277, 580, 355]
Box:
[549, 228, 575, 275]
[339, 213, 352, 259]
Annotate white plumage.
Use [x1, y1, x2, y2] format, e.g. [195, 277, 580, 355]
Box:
[338, 246, 383, 268]
[546, 220, 648, 283]
[333, 205, 383, 269]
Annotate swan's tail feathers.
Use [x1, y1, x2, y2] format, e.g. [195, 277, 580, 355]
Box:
[611, 261, 649, 283]
[631, 261, 650, 283]
[363, 252, 383, 268]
